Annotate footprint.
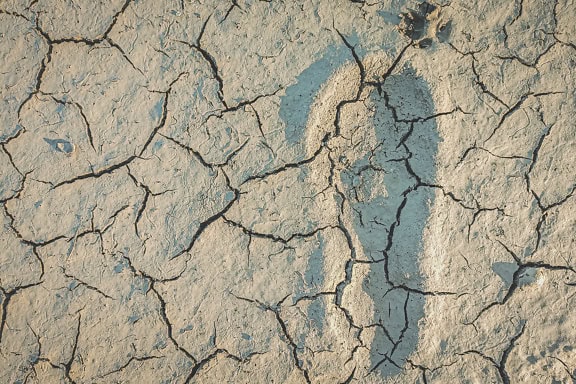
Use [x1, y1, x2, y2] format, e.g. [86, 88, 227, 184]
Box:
[398, 1, 452, 48]
[279, 48, 440, 378]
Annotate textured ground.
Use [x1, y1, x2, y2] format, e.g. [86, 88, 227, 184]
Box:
[1, 0, 576, 383]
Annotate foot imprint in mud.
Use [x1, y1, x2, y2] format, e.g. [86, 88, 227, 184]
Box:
[304, 59, 438, 379]
[398, 1, 451, 48]
[228, 39, 443, 379]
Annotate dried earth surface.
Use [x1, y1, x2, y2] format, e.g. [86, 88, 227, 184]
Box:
[1, 0, 575, 383]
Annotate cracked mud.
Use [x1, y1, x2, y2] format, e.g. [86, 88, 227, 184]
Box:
[1, 0, 576, 383]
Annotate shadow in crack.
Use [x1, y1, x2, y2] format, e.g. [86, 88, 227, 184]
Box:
[341, 67, 438, 376]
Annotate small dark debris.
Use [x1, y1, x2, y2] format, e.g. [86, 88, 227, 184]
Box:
[437, 20, 452, 42]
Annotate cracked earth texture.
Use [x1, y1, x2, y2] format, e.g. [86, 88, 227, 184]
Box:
[1, 0, 575, 383]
